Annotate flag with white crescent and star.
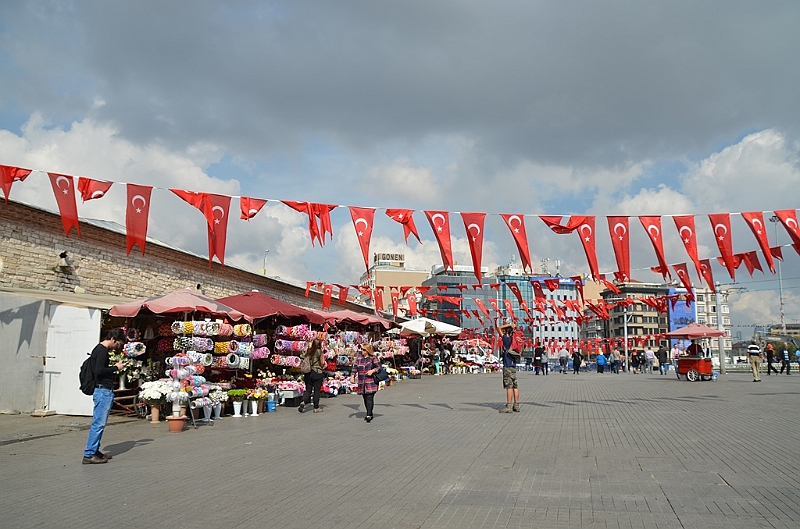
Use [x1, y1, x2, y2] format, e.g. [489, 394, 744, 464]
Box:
[460, 211, 485, 281]
[607, 216, 630, 281]
[673, 215, 702, 281]
[699, 259, 716, 293]
[424, 210, 454, 270]
[203, 194, 231, 266]
[77, 177, 113, 202]
[239, 196, 267, 220]
[125, 184, 152, 255]
[639, 216, 670, 281]
[349, 206, 376, 277]
[0, 164, 32, 203]
[670, 262, 694, 304]
[708, 213, 736, 281]
[385, 208, 421, 244]
[741, 211, 776, 274]
[500, 214, 532, 273]
[773, 209, 800, 256]
[47, 172, 81, 238]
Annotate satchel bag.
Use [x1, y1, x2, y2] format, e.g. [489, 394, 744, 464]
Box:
[372, 367, 390, 384]
[299, 355, 311, 374]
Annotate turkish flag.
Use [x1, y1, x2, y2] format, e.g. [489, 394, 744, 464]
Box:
[171, 188, 206, 209]
[473, 298, 492, 318]
[506, 282, 524, 305]
[461, 212, 486, 281]
[488, 298, 503, 316]
[709, 213, 736, 280]
[539, 215, 577, 234]
[673, 215, 702, 281]
[574, 216, 599, 279]
[305, 282, 312, 297]
[374, 287, 385, 312]
[500, 214, 532, 273]
[699, 259, 716, 292]
[771, 246, 784, 261]
[125, 184, 152, 255]
[77, 177, 112, 202]
[322, 284, 334, 310]
[337, 285, 349, 305]
[349, 206, 376, 277]
[773, 209, 800, 256]
[503, 299, 517, 320]
[424, 210, 454, 270]
[204, 194, 231, 266]
[47, 173, 81, 237]
[531, 280, 546, 300]
[607, 216, 630, 281]
[741, 211, 775, 273]
[544, 278, 560, 292]
[461, 309, 471, 319]
[671, 263, 693, 294]
[0, 164, 32, 203]
[391, 291, 400, 318]
[385, 208, 422, 244]
[639, 216, 670, 281]
[571, 276, 585, 305]
[283, 201, 337, 247]
[417, 285, 431, 295]
[738, 251, 763, 276]
[240, 196, 267, 220]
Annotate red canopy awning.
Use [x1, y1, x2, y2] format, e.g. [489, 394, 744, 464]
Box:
[109, 288, 249, 321]
[216, 291, 326, 324]
[664, 323, 725, 339]
[311, 309, 395, 330]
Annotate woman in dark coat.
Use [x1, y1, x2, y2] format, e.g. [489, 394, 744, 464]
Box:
[299, 339, 326, 413]
[572, 349, 583, 374]
[351, 343, 381, 423]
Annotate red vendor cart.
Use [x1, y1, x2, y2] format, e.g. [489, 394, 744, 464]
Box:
[665, 323, 726, 382]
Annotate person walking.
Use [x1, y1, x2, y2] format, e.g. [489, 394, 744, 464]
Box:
[558, 346, 569, 374]
[748, 341, 762, 382]
[630, 350, 641, 374]
[82, 328, 126, 464]
[533, 345, 543, 375]
[351, 343, 381, 422]
[779, 343, 792, 375]
[596, 351, 607, 373]
[644, 347, 656, 374]
[299, 339, 326, 413]
[572, 349, 583, 375]
[498, 324, 520, 413]
[765, 343, 779, 375]
[541, 350, 549, 375]
[656, 344, 669, 375]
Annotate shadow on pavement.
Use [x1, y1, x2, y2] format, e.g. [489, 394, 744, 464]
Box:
[104, 438, 153, 456]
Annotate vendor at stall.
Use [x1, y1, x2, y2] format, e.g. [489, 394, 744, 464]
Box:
[686, 340, 703, 356]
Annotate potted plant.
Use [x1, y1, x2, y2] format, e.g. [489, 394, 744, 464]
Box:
[227, 389, 248, 417]
[209, 388, 229, 419]
[138, 380, 170, 423]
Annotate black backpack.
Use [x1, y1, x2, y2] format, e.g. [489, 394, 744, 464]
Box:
[79, 354, 96, 395]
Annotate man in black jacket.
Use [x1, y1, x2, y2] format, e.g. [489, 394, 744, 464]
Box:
[656, 344, 669, 375]
[82, 328, 126, 464]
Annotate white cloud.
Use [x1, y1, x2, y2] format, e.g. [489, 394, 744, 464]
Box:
[360, 157, 441, 204]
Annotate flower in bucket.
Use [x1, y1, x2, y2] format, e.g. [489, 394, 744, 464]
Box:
[227, 389, 248, 401]
[110, 352, 144, 382]
[247, 388, 268, 400]
[138, 379, 171, 404]
[208, 388, 229, 405]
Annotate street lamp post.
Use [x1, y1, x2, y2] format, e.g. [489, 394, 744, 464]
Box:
[769, 216, 787, 334]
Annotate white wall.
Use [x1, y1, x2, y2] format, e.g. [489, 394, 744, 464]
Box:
[0, 293, 48, 412]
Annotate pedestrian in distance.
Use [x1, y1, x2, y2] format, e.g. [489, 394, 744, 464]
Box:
[644, 347, 656, 374]
[779, 343, 792, 375]
[572, 349, 583, 375]
[596, 351, 607, 373]
[299, 339, 326, 413]
[656, 344, 669, 375]
[630, 350, 640, 374]
[498, 323, 520, 413]
[765, 343, 779, 375]
[351, 343, 382, 422]
[747, 340, 762, 382]
[82, 328, 126, 464]
[533, 345, 543, 375]
[559, 346, 569, 374]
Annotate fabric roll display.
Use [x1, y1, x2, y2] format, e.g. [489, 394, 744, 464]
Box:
[173, 337, 193, 350]
[251, 346, 270, 359]
[157, 339, 174, 352]
[211, 356, 228, 369]
[275, 324, 314, 340]
[217, 323, 233, 337]
[124, 327, 140, 342]
[252, 334, 268, 347]
[227, 340, 240, 353]
[190, 397, 213, 409]
[226, 353, 240, 368]
[269, 355, 302, 367]
[214, 341, 231, 354]
[238, 342, 254, 356]
[233, 324, 252, 337]
[122, 342, 146, 357]
[191, 337, 214, 351]
[158, 323, 175, 337]
[239, 357, 250, 370]
[274, 339, 309, 352]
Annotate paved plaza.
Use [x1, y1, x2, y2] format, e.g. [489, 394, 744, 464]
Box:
[2, 369, 799, 528]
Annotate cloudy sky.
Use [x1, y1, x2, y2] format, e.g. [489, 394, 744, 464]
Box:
[2, 1, 799, 335]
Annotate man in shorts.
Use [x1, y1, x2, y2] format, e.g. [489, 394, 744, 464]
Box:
[497, 324, 520, 413]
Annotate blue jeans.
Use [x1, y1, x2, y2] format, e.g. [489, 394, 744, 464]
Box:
[660, 362, 669, 374]
[84, 387, 114, 457]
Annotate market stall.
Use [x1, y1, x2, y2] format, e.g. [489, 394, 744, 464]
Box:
[665, 323, 725, 381]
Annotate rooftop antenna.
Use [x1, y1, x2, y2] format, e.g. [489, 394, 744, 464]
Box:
[540, 258, 550, 275]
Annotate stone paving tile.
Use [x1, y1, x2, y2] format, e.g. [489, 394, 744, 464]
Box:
[0, 371, 799, 528]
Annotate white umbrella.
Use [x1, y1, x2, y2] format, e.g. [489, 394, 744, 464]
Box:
[399, 317, 461, 337]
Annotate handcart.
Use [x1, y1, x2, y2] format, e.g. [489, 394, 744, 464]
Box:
[676, 355, 713, 381]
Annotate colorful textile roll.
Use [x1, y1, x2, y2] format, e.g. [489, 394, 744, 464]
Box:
[239, 357, 250, 370]
[238, 342, 254, 356]
[157, 339, 174, 352]
[157, 323, 175, 336]
[211, 356, 228, 369]
[173, 337, 193, 350]
[166, 355, 191, 366]
[171, 321, 184, 335]
[251, 346, 270, 359]
[275, 324, 314, 340]
[252, 334, 268, 347]
[226, 353, 240, 368]
[214, 341, 230, 354]
[192, 337, 214, 351]
[217, 323, 233, 337]
[122, 342, 146, 357]
[274, 339, 309, 352]
[124, 327, 140, 342]
[233, 324, 252, 337]
[227, 340, 240, 353]
[190, 397, 213, 409]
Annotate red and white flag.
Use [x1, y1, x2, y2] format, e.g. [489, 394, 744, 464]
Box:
[503, 299, 517, 320]
[349, 206, 376, 277]
[125, 184, 152, 255]
[391, 290, 400, 318]
[473, 298, 492, 318]
[239, 196, 267, 220]
[47, 173, 81, 237]
[639, 216, 670, 280]
[282, 201, 337, 247]
[773, 209, 800, 256]
[322, 284, 334, 310]
[406, 292, 418, 315]
[506, 282, 525, 305]
[500, 214, 532, 273]
[571, 276, 585, 305]
[531, 280, 546, 300]
[204, 194, 231, 266]
[741, 211, 775, 273]
[699, 259, 716, 292]
[544, 278, 560, 291]
[385, 208, 422, 244]
[0, 164, 32, 203]
[738, 251, 763, 276]
[77, 177, 112, 202]
[709, 213, 736, 280]
[461, 212, 486, 281]
[671, 262, 693, 293]
[424, 210, 454, 270]
[539, 215, 599, 279]
[673, 215, 701, 280]
[607, 216, 630, 281]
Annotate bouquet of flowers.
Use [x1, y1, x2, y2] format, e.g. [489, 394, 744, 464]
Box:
[208, 388, 229, 405]
[247, 388, 268, 400]
[138, 379, 171, 404]
[227, 389, 248, 401]
[110, 352, 144, 382]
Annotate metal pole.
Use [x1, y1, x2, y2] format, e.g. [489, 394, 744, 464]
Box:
[715, 281, 726, 374]
[623, 305, 629, 372]
[770, 215, 787, 334]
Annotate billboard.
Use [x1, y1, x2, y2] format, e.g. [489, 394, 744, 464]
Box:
[667, 287, 696, 351]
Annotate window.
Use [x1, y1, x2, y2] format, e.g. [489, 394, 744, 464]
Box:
[698, 316, 706, 324]
[710, 316, 717, 325]
[696, 294, 705, 302]
[710, 306, 716, 313]
[721, 305, 729, 314]
[723, 317, 730, 325]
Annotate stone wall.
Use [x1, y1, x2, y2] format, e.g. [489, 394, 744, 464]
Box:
[0, 200, 358, 312]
